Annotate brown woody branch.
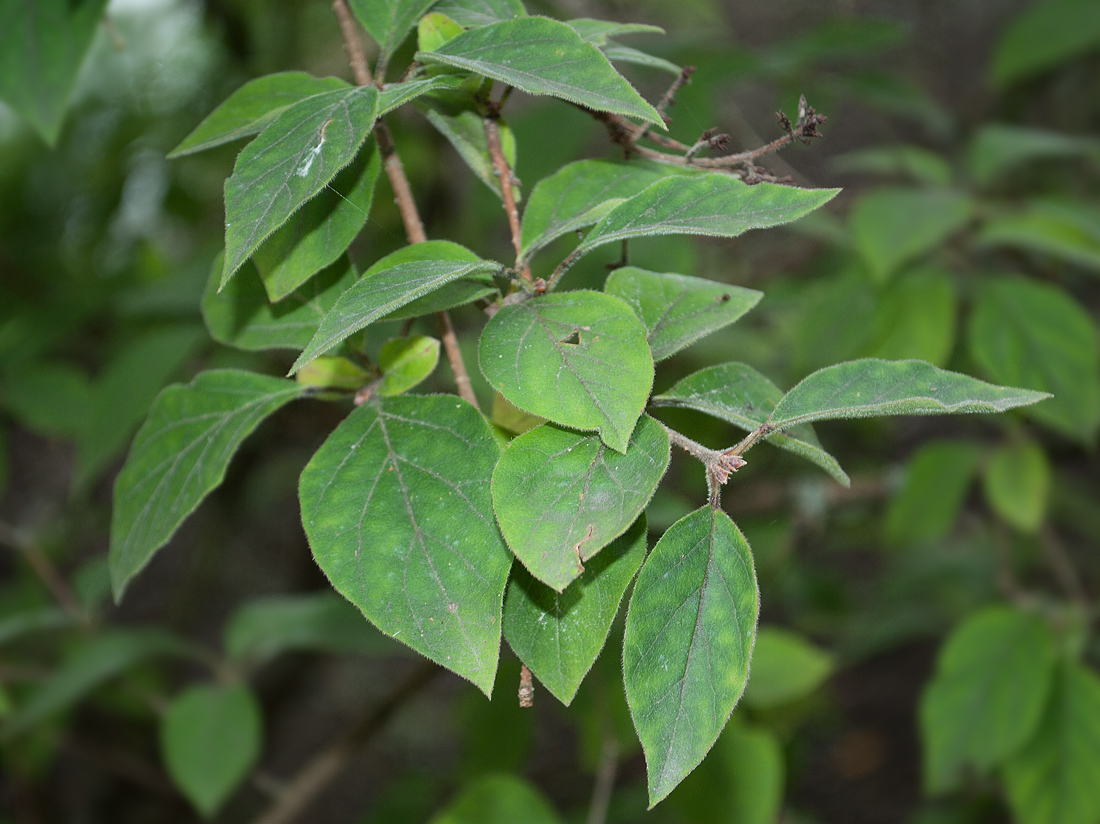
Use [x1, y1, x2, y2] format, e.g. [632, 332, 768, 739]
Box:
[484, 112, 533, 285]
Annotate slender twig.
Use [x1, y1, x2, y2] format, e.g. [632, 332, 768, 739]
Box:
[251, 662, 439, 824]
[0, 523, 87, 626]
[629, 65, 694, 143]
[333, 0, 480, 411]
[484, 114, 533, 284]
[586, 737, 619, 824]
[660, 423, 746, 508]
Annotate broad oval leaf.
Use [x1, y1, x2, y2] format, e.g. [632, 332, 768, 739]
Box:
[576, 174, 839, 260]
[417, 17, 662, 126]
[203, 254, 357, 352]
[503, 517, 646, 705]
[742, 628, 834, 709]
[520, 159, 697, 263]
[968, 125, 1100, 187]
[377, 335, 441, 396]
[299, 395, 512, 695]
[604, 267, 761, 361]
[432, 0, 527, 28]
[221, 86, 379, 287]
[291, 241, 500, 373]
[991, 0, 1100, 88]
[492, 415, 668, 591]
[859, 267, 957, 366]
[349, 0, 436, 63]
[252, 141, 379, 301]
[168, 73, 351, 158]
[428, 775, 560, 824]
[885, 439, 983, 546]
[1003, 662, 1100, 824]
[920, 607, 1057, 793]
[478, 291, 653, 453]
[160, 684, 262, 817]
[976, 199, 1100, 274]
[110, 371, 305, 600]
[652, 362, 848, 485]
[982, 440, 1051, 533]
[968, 276, 1100, 442]
[623, 505, 759, 807]
[768, 358, 1051, 430]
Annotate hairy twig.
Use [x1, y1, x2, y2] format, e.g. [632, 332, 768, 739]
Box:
[483, 111, 533, 284]
[333, 0, 480, 411]
[251, 662, 439, 824]
[660, 423, 746, 508]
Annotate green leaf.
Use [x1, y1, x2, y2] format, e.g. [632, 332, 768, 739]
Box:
[378, 76, 466, 115]
[224, 592, 398, 666]
[920, 606, 1057, 793]
[623, 506, 759, 807]
[203, 254, 358, 352]
[420, 94, 519, 200]
[377, 335, 441, 395]
[381, 275, 499, 320]
[251, 141, 379, 301]
[74, 327, 206, 490]
[601, 44, 682, 75]
[349, 0, 436, 63]
[1003, 662, 1100, 824]
[503, 517, 646, 705]
[492, 416, 668, 591]
[651, 363, 849, 485]
[885, 439, 984, 546]
[432, 0, 526, 27]
[110, 370, 305, 601]
[991, 0, 1100, 87]
[567, 19, 665, 44]
[299, 395, 512, 696]
[829, 145, 954, 187]
[968, 125, 1100, 186]
[291, 241, 500, 373]
[0, 608, 70, 647]
[976, 199, 1100, 274]
[742, 628, 834, 709]
[0, 361, 92, 439]
[2, 630, 188, 740]
[519, 159, 695, 263]
[167, 73, 351, 158]
[982, 440, 1051, 533]
[0, 0, 110, 145]
[417, 18, 663, 126]
[429, 775, 560, 824]
[576, 174, 839, 261]
[849, 188, 974, 281]
[221, 86, 379, 287]
[491, 392, 544, 435]
[478, 291, 653, 454]
[604, 267, 761, 361]
[860, 268, 957, 366]
[419, 12, 466, 52]
[968, 276, 1100, 442]
[160, 684, 262, 817]
[768, 358, 1051, 430]
[294, 356, 371, 391]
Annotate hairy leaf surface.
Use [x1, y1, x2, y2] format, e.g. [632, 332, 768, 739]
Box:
[349, 0, 436, 63]
[432, 0, 527, 27]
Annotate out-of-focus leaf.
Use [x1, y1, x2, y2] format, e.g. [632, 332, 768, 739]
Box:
[830, 145, 953, 187]
[860, 268, 957, 366]
[377, 335, 440, 395]
[886, 440, 984, 546]
[0, 362, 92, 439]
[429, 775, 560, 824]
[982, 440, 1051, 533]
[0, 0, 111, 144]
[419, 94, 519, 199]
[991, 0, 1100, 87]
[764, 16, 908, 71]
[0, 608, 70, 647]
[968, 125, 1100, 186]
[602, 44, 681, 75]
[742, 628, 834, 709]
[976, 200, 1100, 274]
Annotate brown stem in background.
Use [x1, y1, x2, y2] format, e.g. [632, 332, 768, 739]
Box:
[586, 737, 619, 824]
[251, 663, 439, 824]
[0, 523, 87, 626]
[333, 0, 479, 410]
[484, 115, 532, 283]
[1039, 525, 1090, 611]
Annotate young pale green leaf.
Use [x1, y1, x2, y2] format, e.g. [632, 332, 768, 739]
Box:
[429, 775, 560, 824]
[160, 684, 262, 817]
[885, 439, 984, 546]
[976, 200, 1100, 274]
[251, 141, 379, 302]
[624, 506, 759, 807]
[291, 241, 500, 373]
[0, 0, 110, 145]
[2, 630, 189, 739]
[417, 18, 663, 126]
[377, 335, 441, 396]
[432, 0, 526, 27]
[920, 606, 1057, 793]
[1003, 663, 1100, 824]
[604, 267, 761, 361]
[221, 86, 379, 287]
[294, 357, 371, 391]
[203, 254, 357, 352]
[859, 268, 957, 366]
[478, 291, 653, 454]
[602, 44, 681, 75]
[567, 19, 665, 44]
[767, 358, 1052, 430]
[492, 416, 668, 592]
[652, 363, 848, 485]
[742, 628, 834, 709]
[349, 0, 436, 63]
[224, 592, 398, 666]
[167, 73, 351, 158]
[378, 76, 465, 115]
[110, 371, 306, 601]
[850, 188, 974, 281]
[503, 517, 646, 705]
[982, 440, 1051, 533]
[299, 395, 512, 696]
[967, 125, 1100, 186]
[420, 98, 519, 200]
[491, 392, 545, 436]
[968, 277, 1100, 442]
[991, 0, 1100, 88]
[520, 159, 695, 262]
[419, 12, 465, 52]
[575, 174, 839, 260]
